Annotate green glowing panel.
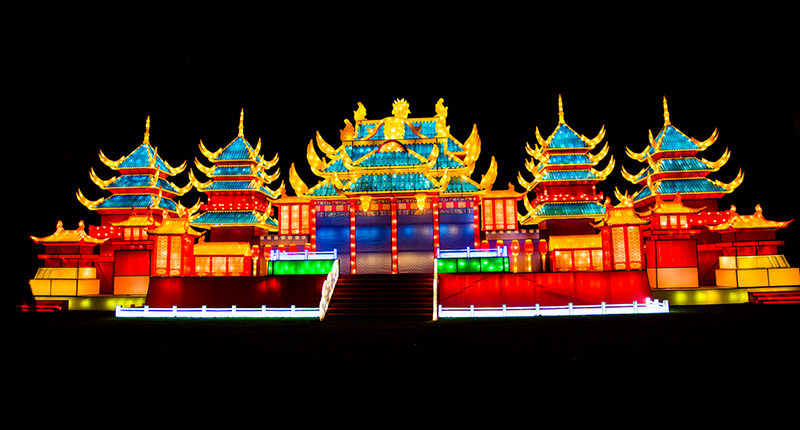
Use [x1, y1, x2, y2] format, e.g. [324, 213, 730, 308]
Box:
[268, 260, 335, 275]
[436, 257, 510, 273]
[437, 259, 458, 273]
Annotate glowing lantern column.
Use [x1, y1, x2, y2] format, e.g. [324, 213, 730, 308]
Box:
[349, 199, 357, 274]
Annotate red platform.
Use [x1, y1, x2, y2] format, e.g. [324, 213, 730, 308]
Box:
[146, 275, 327, 308]
[438, 271, 651, 307]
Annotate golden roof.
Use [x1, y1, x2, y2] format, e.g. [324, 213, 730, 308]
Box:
[194, 241, 252, 256]
[148, 214, 203, 236]
[645, 192, 703, 215]
[708, 205, 793, 231]
[482, 183, 524, 199]
[548, 234, 602, 250]
[594, 192, 648, 226]
[110, 208, 159, 227]
[31, 221, 107, 245]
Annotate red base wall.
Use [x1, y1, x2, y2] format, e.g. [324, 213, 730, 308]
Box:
[438, 271, 651, 307]
[146, 275, 327, 308]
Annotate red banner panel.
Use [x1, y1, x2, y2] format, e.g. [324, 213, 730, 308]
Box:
[438, 271, 650, 307]
[146, 275, 327, 308]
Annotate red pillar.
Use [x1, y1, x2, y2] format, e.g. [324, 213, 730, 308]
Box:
[391, 197, 398, 274]
[433, 196, 440, 253]
[349, 199, 357, 274]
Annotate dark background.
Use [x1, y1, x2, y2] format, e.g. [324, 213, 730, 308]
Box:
[11, 8, 799, 307]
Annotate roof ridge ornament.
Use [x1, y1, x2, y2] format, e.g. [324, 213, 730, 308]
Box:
[238, 108, 245, 138]
[558, 94, 565, 124]
[143, 116, 151, 145]
[663, 96, 671, 126]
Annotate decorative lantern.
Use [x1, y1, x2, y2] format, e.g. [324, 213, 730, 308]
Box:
[510, 240, 521, 273]
[539, 239, 548, 272]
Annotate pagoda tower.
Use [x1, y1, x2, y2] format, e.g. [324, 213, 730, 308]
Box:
[76, 116, 192, 227]
[622, 96, 744, 211]
[517, 95, 615, 236]
[283, 98, 498, 274]
[189, 109, 283, 243]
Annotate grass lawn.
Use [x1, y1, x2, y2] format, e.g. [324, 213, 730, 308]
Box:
[10, 304, 800, 422]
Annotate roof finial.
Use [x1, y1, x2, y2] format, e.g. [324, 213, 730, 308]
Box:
[238, 108, 245, 138]
[663, 96, 671, 126]
[558, 94, 565, 124]
[143, 116, 151, 144]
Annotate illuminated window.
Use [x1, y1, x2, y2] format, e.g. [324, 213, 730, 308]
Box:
[626, 226, 641, 268]
[660, 216, 668, 228]
[169, 236, 181, 276]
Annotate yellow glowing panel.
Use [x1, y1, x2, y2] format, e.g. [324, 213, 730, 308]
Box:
[555, 250, 572, 272]
[77, 267, 96, 279]
[505, 200, 516, 228]
[574, 250, 590, 271]
[719, 256, 737, 270]
[196, 257, 210, 276]
[715, 269, 738, 287]
[627, 226, 641, 265]
[35, 267, 74, 279]
[156, 236, 168, 271]
[484, 201, 494, 229]
[169, 236, 181, 273]
[736, 269, 769, 287]
[77, 279, 101, 295]
[29, 279, 52, 295]
[612, 227, 626, 266]
[592, 249, 603, 271]
[767, 268, 800, 286]
[229, 257, 244, 275]
[212, 257, 227, 275]
[494, 200, 505, 229]
[651, 267, 699, 288]
[280, 207, 290, 235]
[113, 276, 150, 295]
[51, 279, 78, 296]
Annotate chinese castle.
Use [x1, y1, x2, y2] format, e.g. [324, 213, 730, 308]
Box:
[26, 97, 800, 316]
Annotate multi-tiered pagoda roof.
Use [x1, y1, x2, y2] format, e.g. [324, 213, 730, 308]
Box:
[517, 95, 615, 226]
[622, 97, 744, 208]
[287, 98, 497, 201]
[189, 109, 283, 232]
[76, 117, 192, 220]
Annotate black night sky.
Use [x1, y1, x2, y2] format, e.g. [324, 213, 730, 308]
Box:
[11, 9, 799, 305]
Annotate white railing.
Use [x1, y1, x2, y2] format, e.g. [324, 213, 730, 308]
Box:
[438, 298, 669, 318]
[437, 246, 508, 259]
[269, 249, 338, 261]
[115, 305, 319, 318]
[318, 259, 341, 321]
[432, 259, 439, 321]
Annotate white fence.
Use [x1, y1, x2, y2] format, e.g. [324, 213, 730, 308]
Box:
[115, 305, 320, 318]
[438, 298, 669, 318]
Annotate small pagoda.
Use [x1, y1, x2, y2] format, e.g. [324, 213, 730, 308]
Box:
[76, 116, 192, 229]
[517, 95, 615, 236]
[189, 109, 283, 243]
[708, 204, 799, 288]
[622, 97, 744, 211]
[281, 98, 498, 274]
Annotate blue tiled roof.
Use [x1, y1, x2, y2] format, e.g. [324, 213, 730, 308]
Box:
[308, 181, 340, 197]
[633, 178, 727, 202]
[548, 124, 588, 149]
[322, 159, 349, 173]
[548, 154, 592, 165]
[212, 165, 253, 176]
[349, 173, 437, 193]
[192, 211, 277, 226]
[534, 201, 605, 217]
[106, 175, 178, 193]
[540, 169, 598, 181]
[654, 126, 700, 151]
[203, 180, 257, 191]
[118, 144, 172, 172]
[633, 158, 710, 182]
[95, 194, 178, 212]
[358, 151, 425, 168]
[346, 144, 380, 160]
[215, 137, 256, 161]
[443, 176, 480, 194]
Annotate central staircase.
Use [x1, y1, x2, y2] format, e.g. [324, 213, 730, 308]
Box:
[324, 273, 434, 320]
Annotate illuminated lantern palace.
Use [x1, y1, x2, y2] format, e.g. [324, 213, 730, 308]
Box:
[24, 96, 799, 313]
[280, 98, 499, 275]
